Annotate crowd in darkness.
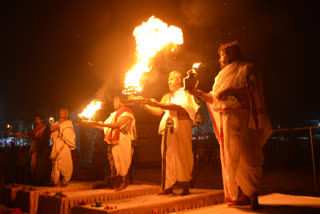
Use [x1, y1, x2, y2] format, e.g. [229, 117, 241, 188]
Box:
[0, 143, 84, 186]
[0, 143, 31, 185]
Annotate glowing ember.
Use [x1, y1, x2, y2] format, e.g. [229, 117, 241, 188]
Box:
[49, 117, 54, 124]
[79, 100, 102, 120]
[192, 63, 201, 69]
[123, 16, 183, 94]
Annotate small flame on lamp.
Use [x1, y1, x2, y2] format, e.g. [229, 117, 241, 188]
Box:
[49, 117, 54, 124]
[192, 63, 201, 69]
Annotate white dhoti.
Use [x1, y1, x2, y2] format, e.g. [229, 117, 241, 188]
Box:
[50, 120, 76, 185]
[51, 146, 73, 185]
[158, 88, 199, 190]
[207, 61, 272, 201]
[216, 110, 265, 200]
[161, 119, 194, 190]
[112, 133, 133, 177]
[104, 108, 136, 178]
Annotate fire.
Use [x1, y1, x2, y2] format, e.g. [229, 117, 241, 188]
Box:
[192, 63, 201, 69]
[123, 16, 183, 94]
[79, 100, 102, 120]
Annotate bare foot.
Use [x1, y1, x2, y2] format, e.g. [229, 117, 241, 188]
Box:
[236, 194, 251, 205]
[115, 181, 126, 191]
[225, 195, 250, 206]
[60, 183, 68, 187]
[180, 183, 190, 196]
[180, 188, 190, 196]
[251, 196, 262, 210]
[158, 187, 173, 195]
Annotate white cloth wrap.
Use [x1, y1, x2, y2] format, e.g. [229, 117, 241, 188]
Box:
[207, 61, 272, 200]
[158, 88, 199, 189]
[158, 88, 199, 134]
[50, 120, 76, 185]
[104, 111, 136, 177]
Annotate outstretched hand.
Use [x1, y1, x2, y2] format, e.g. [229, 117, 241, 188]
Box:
[144, 98, 157, 106]
[50, 124, 60, 132]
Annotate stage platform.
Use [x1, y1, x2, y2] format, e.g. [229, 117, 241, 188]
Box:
[175, 193, 320, 214]
[6, 181, 106, 214]
[71, 188, 224, 214]
[1, 184, 29, 207]
[37, 184, 160, 214]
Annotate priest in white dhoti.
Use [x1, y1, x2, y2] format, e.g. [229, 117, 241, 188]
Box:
[81, 96, 136, 191]
[142, 71, 199, 196]
[50, 108, 76, 186]
[190, 41, 272, 209]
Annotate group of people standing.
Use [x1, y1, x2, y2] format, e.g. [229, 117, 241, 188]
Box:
[13, 40, 272, 210]
[15, 108, 76, 187]
[83, 40, 271, 210]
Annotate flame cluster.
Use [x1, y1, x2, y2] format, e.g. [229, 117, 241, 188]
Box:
[123, 16, 183, 94]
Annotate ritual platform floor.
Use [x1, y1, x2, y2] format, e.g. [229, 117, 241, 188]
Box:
[0, 162, 319, 214]
[71, 188, 225, 214]
[176, 193, 320, 214]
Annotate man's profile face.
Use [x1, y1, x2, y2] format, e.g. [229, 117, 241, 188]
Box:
[219, 51, 231, 69]
[59, 110, 68, 121]
[113, 97, 122, 111]
[34, 117, 42, 125]
[168, 73, 181, 92]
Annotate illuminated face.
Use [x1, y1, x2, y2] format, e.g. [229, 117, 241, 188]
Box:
[113, 97, 122, 111]
[34, 117, 42, 125]
[59, 110, 68, 121]
[168, 73, 181, 92]
[219, 51, 231, 69]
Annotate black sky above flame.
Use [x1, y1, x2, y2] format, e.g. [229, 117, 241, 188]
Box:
[1, 0, 319, 127]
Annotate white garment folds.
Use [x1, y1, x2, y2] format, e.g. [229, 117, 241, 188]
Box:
[159, 88, 199, 189]
[50, 119, 76, 185]
[207, 61, 272, 201]
[104, 111, 136, 177]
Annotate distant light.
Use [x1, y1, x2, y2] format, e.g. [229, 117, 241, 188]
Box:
[318, 123, 320, 127]
[49, 117, 54, 124]
[7, 124, 11, 129]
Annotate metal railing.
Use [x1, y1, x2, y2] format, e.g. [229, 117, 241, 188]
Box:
[273, 126, 320, 194]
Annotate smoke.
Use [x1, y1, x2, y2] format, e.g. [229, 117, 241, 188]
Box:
[180, 0, 224, 27]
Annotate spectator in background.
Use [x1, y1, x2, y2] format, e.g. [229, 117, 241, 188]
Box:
[50, 108, 76, 187]
[15, 115, 51, 185]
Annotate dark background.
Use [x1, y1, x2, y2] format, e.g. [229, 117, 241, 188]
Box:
[1, 0, 318, 127]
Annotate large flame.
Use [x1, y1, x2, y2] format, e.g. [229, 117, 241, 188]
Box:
[123, 16, 183, 94]
[79, 100, 102, 120]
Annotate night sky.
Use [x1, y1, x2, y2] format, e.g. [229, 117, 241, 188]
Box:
[1, 0, 319, 127]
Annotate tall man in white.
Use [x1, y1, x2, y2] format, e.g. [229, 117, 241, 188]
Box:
[190, 41, 272, 209]
[50, 108, 76, 186]
[142, 71, 199, 195]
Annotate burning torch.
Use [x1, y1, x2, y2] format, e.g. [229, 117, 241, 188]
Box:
[49, 117, 54, 125]
[7, 124, 13, 137]
[122, 16, 183, 98]
[184, 63, 201, 91]
[78, 99, 102, 121]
